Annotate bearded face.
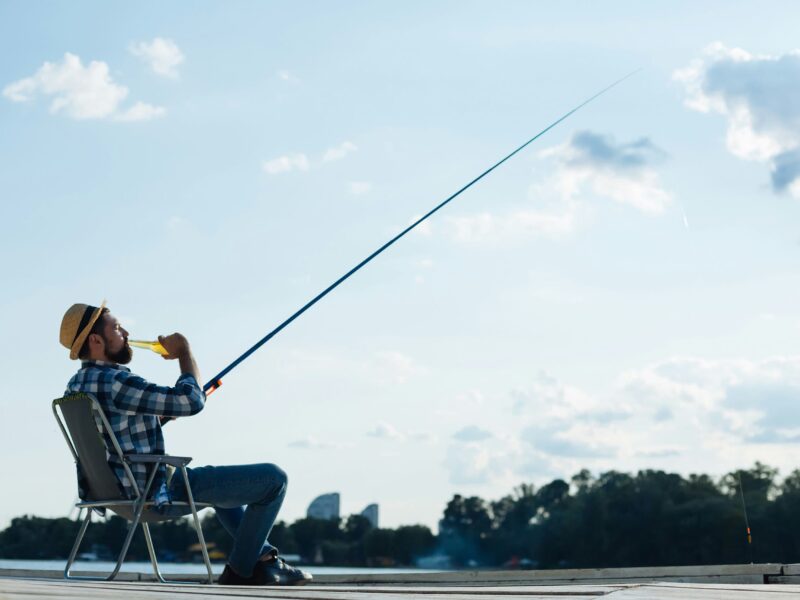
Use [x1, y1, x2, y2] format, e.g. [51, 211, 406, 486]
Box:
[106, 340, 133, 365]
[97, 312, 133, 365]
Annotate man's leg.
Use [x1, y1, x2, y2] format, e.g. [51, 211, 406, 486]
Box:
[169, 463, 287, 577]
[213, 507, 277, 560]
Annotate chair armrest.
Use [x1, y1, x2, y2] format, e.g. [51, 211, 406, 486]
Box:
[125, 454, 193, 467]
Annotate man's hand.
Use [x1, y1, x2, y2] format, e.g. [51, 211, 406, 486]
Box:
[158, 332, 201, 384]
[158, 333, 190, 359]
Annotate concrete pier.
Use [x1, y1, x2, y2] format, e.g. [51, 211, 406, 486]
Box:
[1, 563, 800, 598]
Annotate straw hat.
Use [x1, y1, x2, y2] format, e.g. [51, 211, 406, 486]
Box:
[60, 300, 107, 360]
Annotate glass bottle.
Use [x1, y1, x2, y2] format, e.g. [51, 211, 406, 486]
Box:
[129, 339, 170, 357]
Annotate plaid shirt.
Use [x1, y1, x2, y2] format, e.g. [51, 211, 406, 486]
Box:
[66, 360, 205, 501]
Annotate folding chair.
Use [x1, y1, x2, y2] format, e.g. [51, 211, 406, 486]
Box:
[52, 393, 214, 584]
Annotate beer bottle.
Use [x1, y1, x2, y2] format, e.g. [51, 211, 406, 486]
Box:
[129, 340, 170, 357]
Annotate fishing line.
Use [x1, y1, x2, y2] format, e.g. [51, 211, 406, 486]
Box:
[203, 69, 641, 394]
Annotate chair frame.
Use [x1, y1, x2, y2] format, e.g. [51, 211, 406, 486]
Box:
[53, 394, 214, 584]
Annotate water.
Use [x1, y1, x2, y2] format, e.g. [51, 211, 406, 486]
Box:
[0, 559, 433, 576]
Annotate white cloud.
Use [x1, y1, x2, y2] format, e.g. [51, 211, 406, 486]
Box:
[374, 351, 424, 384]
[451, 389, 488, 409]
[674, 43, 800, 196]
[511, 371, 600, 419]
[444, 435, 530, 486]
[3, 52, 164, 121]
[538, 131, 671, 215]
[447, 205, 578, 243]
[445, 442, 493, 484]
[521, 424, 616, 458]
[261, 141, 358, 175]
[367, 423, 438, 444]
[446, 130, 670, 243]
[453, 425, 493, 442]
[349, 181, 372, 195]
[367, 422, 405, 441]
[277, 70, 299, 83]
[289, 436, 352, 450]
[116, 101, 166, 122]
[621, 355, 800, 445]
[409, 431, 439, 443]
[262, 153, 310, 174]
[323, 141, 357, 162]
[129, 38, 184, 78]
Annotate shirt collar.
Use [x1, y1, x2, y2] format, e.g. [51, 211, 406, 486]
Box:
[81, 359, 131, 373]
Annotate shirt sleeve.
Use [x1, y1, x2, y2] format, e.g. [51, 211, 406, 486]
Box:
[109, 370, 206, 417]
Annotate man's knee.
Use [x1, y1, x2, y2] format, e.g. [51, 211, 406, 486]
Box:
[266, 463, 288, 489]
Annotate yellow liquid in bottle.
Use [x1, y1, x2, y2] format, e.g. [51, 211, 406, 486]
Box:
[129, 340, 170, 357]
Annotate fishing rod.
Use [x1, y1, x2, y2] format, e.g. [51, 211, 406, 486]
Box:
[203, 70, 640, 395]
[737, 472, 754, 563]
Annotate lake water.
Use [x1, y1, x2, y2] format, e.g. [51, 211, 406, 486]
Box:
[0, 558, 434, 576]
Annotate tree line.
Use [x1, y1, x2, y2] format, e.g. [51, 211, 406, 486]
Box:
[2, 463, 800, 568]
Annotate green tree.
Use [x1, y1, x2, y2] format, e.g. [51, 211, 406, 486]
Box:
[289, 517, 342, 562]
[394, 525, 435, 565]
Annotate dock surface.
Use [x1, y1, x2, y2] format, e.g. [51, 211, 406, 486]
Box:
[2, 579, 800, 599]
[3, 563, 800, 599]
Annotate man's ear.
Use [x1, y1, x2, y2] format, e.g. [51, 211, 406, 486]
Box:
[88, 333, 104, 348]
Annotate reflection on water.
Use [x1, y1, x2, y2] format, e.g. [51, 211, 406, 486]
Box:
[0, 559, 436, 576]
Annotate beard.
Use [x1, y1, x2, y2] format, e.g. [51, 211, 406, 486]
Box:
[106, 341, 133, 365]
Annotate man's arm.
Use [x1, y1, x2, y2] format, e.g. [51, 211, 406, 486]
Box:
[157, 333, 201, 425]
[111, 332, 205, 418]
[110, 370, 205, 417]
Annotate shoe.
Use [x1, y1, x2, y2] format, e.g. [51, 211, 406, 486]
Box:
[218, 563, 280, 586]
[259, 556, 313, 585]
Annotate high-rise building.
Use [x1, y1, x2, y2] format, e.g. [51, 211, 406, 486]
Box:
[360, 503, 379, 528]
[307, 492, 340, 520]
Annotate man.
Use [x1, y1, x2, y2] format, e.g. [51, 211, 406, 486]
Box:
[59, 301, 311, 586]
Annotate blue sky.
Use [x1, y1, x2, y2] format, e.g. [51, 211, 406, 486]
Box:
[3, 1, 800, 529]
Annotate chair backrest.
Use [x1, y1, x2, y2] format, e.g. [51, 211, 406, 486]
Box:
[53, 393, 127, 502]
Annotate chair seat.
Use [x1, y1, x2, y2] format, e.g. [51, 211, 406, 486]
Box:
[76, 500, 213, 523]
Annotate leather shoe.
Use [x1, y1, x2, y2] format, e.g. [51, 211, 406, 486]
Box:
[258, 556, 312, 585]
[218, 563, 279, 586]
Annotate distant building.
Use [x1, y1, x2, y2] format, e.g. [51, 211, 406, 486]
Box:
[307, 492, 340, 520]
[360, 503, 379, 528]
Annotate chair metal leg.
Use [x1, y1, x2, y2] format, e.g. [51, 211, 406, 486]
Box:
[182, 466, 214, 584]
[106, 510, 143, 580]
[63, 510, 92, 579]
[64, 496, 149, 581]
[138, 468, 213, 585]
[142, 523, 167, 583]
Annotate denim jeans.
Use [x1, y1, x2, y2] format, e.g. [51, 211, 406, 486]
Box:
[164, 463, 288, 577]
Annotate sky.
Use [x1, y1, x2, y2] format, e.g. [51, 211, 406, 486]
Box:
[3, 1, 800, 531]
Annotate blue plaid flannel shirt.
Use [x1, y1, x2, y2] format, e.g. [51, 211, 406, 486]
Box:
[66, 360, 205, 504]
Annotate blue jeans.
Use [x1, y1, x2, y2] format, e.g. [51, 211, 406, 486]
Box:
[164, 463, 288, 577]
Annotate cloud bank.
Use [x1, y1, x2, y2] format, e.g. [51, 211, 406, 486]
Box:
[447, 130, 671, 242]
[442, 355, 800, 488]
[675, 43, 800, 196]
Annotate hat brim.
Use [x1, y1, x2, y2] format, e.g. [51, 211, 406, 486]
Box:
[69, 300, 107, 360]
